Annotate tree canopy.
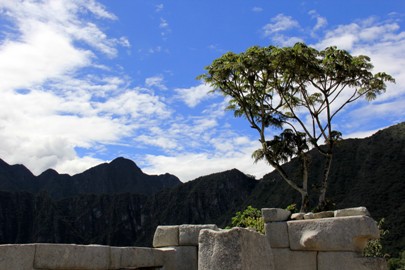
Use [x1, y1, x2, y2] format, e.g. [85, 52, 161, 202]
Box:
[198, 42, 394, 212]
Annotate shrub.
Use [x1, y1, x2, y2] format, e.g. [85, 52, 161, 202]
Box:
[229, 205, 264, 234]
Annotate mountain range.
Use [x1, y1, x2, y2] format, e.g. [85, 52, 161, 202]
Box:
[0, 122, 404, 257]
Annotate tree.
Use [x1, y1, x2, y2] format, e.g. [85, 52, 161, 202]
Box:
[198, 43, 394, 212]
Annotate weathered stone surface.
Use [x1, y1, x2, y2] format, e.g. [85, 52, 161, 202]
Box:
[262, 208, 291, 222]
[291, 213, 305, 220]
[265, 222, 289, 248]
[198, 227, 274, 270]
[288, 216, 379, 251]
[0, 244, 36, 270]
[318, 251, 388, 270]
[335, 206, 370, 217]
[313, 211, 334, 219]
[304, 212, 315, 219]
[153, 225, 179, 247]
[110, 246, 173, 269]
[159, 246, 198, 270]
[272, 248, 317, 270]
[34, 244, 110, 269]
[179, 224, 218, 246]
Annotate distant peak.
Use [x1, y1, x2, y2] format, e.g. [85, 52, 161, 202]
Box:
[109, 157, 142, 171]
[38, 168, 60, 177]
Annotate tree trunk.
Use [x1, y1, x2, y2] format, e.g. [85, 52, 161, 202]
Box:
[317, 153, 333, 210]
[299, 191, 309, 213]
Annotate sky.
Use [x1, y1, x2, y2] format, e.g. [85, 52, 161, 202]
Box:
[0, 0, 404, 182]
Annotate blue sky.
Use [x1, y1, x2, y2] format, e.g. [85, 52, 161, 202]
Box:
[0, 0, 404, 181]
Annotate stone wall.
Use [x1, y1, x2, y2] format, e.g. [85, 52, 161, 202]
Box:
[263, 207, 388, 270]
[0, 207, 388, 270]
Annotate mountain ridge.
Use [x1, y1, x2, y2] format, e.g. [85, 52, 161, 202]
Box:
[0, 157, 181, 198]
[0, 122, 403, 257]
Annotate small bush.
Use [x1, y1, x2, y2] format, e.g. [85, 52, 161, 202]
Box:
[364, 218, 389, 258]
[388, 251, 405, 270]
[229, 205, 264, 234]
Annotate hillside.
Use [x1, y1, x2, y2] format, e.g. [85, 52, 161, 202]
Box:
[0, 123, 403, 256]
[0, 157, 181, 198]
[245, 122, 405, 255]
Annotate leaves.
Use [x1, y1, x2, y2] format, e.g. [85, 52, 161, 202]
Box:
[198, 42, 395, 211]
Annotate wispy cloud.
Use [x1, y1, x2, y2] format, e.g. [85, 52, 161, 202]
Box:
[308, 10, 327, 35]
[262, 13, 300, 37]
[155, 4, 164, 13]
[175, 84, 216, 107]
[0, 0, 169, 175]
[252, 7, 263, 13]
[145, 75, 168, 90]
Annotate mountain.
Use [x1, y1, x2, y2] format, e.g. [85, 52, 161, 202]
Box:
[0, 123, 403, 256]
[244, 122, 405, 256]
[0, 157, 181, 198]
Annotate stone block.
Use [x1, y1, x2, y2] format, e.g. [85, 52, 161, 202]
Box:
[0, 244, 36, 270]
[158, 246, 198, 270]
[262, 208, 291, 222]
[313, 211, 334, 219]
[272, 248, 317, 270]
[287, 216, 379, 252]
[291, 213, 305, 220]
[265, 222, 289, 248]
[34, 244, 110, 269]
[304, 212, 315, 219]
[153, 225, 179, 247]
[318, 251, 388, 270]
[335, 207, 370, 217]
[110, 246, 173, 269]
[198, 227, 274, 270]
[179, 224, 218, 246]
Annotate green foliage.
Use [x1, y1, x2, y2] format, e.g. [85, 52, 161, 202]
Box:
[199, 42, 395, 212]
[285, 203, 298, 213]
[229, 205, 264, 234]
[364, 218, 389, 258]
[388, 251, 405, 270]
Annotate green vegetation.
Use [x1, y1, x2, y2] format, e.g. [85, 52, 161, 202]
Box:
[199, 43, 394, 212]
[364, 218, 389, 258]
[228, 205, 264, 234]
[388, 251, 405, 270]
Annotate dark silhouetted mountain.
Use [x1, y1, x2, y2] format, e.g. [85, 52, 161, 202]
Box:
[0, 123, 403, 256]
[0, 157, 181, 198]
[244, 122, 405, 256]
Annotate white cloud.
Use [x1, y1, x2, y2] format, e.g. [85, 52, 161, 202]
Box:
[252, 7, 263, 13]
[0, 0, 172, 175]
[142, 144, 271, 182]
[308, 10, 327, 34]
[155, 4, 164, 13]
[175, 83, 216, 107]
[262, 14, 300, 37]
[145, 75, 168, 90]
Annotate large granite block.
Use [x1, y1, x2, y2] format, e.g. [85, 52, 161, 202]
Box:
[158, 246, 198, 270]
[110, 246, 173, 269]
[265, 222, 289, 248]
[34, 244, 110, 269]
[262, 208, 291, 222]
[272, 248, 317, 270]
[334, 207, 370, 217]
[287, 216, 379, 251]
[318, 251, 388, 270]
[198, 227, 274, 270]
[179, 224, 218, 246]
[0, 244, 36, 270]
[153, 225, 180, 247]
